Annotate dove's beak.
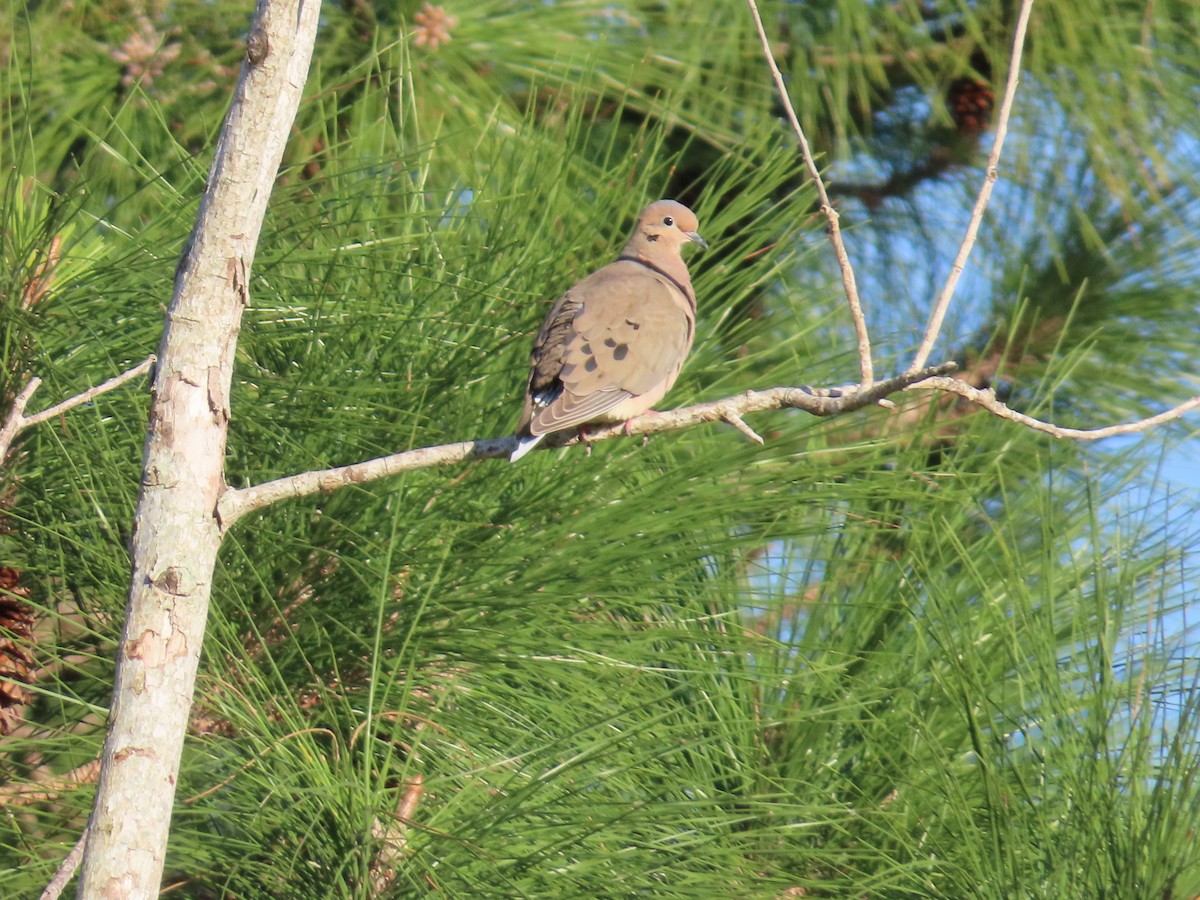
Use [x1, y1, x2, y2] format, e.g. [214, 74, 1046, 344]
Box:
[685, 231, 708, 250]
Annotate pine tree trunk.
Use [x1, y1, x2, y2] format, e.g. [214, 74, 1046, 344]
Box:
[76, 0, 321, 894]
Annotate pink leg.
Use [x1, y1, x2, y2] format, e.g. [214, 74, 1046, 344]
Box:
[577, 425, 594, 456]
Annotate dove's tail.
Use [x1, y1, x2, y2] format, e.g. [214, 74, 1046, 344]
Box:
[509, 433, 544, 463]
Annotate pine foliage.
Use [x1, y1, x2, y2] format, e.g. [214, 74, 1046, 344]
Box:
[1, 0, 1198, 895]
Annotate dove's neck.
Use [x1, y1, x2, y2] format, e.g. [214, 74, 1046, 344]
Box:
[618, 241, 695, 303]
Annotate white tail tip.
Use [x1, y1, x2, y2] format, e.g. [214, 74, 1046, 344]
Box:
[509, 434, 544, 462]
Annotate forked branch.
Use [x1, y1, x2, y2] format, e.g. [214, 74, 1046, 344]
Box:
[745, 0, 1039, 380]
[912, 378, 1200, 440]
[0, 356, 156, 466]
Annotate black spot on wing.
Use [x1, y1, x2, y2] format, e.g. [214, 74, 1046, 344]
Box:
[602, 336, 631, 361]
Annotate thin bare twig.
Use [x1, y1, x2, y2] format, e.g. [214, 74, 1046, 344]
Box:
[745, 0, 873, 385]
[23, 356, 156, 428]
[24, 759, 102, 899]
[719, 406, 765, 444]
[0, 357, 155, 466]
[0, 377, 42, 464]
[216, 364, 959, 529]
[908, 0, 1037, 372]
[911, 377, 1200, 439]
[40, 831, 87, 900]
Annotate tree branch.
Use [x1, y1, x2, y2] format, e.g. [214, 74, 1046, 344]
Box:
[40, 831, 86, 900]
[745, 0, 873, 386]
[23, 357, 156, 429]
[218, 363, 1200, 530]
[911, 377, 1200, 439]
[215, 364, 959, 529]
[0, 357, 155, 467]
[75, 0, 322, 891]
[908, 0, 1036, 372]
[0, 377, 42, 466]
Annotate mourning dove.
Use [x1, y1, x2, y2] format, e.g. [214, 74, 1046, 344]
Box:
[511, 199, 707, 462]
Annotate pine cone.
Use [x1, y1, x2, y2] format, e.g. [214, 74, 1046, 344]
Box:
[947, 77, 995, 136]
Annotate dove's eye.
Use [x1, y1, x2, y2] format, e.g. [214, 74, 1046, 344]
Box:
[663, 216, 674, 226]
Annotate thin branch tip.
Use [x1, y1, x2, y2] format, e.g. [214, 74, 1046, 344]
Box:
[745, 0, 873, 385]
[40, 830, 87, 900]
[3, 358, 155, 466]
[908, 0, 1036, 373]
[913, 378, 1200, 439]
[720, 407, 765, 444]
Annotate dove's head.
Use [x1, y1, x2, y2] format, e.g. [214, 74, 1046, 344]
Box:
[629, 200, 708, 255]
